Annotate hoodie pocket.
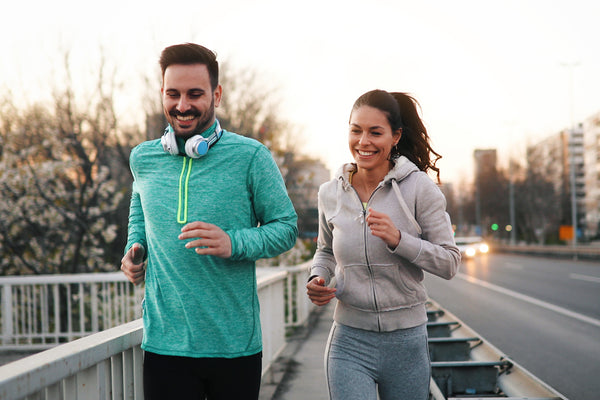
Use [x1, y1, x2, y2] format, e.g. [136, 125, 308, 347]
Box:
[335, 263, 376, 311]
[372, 264, 425, 311]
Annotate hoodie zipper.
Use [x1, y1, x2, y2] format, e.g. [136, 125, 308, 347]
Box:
[177, 157, 193, 224]
[350, 184, 382, 331]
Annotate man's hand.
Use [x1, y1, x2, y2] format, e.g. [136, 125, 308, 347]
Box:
[306, 276, 336, 306]
[179, 221, 232, 258]
[121, 243, 146, 285]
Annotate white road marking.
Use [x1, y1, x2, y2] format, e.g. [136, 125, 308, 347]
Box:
[569, 273, 600, 284]
[456, 273, 600, 328]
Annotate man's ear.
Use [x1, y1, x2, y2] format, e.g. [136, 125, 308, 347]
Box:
[214, 84, 223, 108]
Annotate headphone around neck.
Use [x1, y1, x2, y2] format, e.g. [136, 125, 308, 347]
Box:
[161, 120, 223, 158]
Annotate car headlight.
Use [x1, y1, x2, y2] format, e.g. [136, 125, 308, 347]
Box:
[479, 243, 489, 253]
[465, 247, 476, 257]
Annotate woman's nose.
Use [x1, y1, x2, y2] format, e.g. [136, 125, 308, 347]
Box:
[358, 133, 369, 145]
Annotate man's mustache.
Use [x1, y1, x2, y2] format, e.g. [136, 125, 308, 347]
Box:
[169, 110, 201, 117]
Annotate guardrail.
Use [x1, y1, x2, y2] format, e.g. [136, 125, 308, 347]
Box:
[493, 243, 600, 260]
[426, 299, 567, 399]
[0, 273, 144, 349]
[0, 263, 313, 400]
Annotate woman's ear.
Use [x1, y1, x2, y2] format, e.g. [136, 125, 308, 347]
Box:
[394, 128, 402, 146]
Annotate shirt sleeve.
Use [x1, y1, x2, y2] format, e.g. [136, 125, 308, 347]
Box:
[124, 154, 147, 256]
[227, 145, 298, 261]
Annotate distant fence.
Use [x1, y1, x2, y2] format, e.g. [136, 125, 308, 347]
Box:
[0, 263, 314, 400]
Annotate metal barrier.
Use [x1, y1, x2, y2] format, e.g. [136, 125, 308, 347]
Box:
[0, 263, 314, 400]
[493, 243, 600, 260]
[0, 273, 144, 349]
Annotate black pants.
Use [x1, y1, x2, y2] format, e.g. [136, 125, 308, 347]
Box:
[143, 351, 262, 400]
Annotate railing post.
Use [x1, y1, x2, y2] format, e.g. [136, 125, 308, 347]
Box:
[2, 283, 13, 345]
[91, 284, 99, 333]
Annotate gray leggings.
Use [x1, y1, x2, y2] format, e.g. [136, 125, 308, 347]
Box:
[325, 322, 430, 400]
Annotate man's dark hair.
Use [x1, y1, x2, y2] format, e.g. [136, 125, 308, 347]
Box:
[159, 43, 219, 90]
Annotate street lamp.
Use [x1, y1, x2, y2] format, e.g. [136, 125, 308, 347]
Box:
[561, 61, 580, 251]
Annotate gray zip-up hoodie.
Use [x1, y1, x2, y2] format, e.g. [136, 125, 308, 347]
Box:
[311, 156, 460, 332]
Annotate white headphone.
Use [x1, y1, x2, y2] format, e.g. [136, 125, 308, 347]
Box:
[161, 120, 223, 158]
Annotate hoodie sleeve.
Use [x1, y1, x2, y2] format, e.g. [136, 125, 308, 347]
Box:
[310, 181, 337, 285]
[391, 174, 460, 280]
[227, 145, 298, 261]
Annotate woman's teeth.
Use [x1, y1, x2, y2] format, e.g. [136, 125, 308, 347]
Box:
[358, 150, 375, 156]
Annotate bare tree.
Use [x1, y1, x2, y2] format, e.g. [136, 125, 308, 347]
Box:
[0, 51, 132, 275]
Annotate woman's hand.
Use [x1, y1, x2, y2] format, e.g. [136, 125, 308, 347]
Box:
[366, 208, 401, 249]
[306, 276, 337, 306]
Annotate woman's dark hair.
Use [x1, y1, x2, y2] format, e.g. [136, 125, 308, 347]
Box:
[159, 43, 219, 91]
[351, 89, 442, 183]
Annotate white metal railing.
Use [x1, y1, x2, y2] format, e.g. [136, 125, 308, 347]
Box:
[268, 263, 314, 329]
[0, 273, 144, 349]
[0, 263, 314, 400]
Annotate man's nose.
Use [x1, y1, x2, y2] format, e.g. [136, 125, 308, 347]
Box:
[177, 96, 191, 112]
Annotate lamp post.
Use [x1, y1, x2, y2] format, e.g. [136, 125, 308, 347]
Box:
[561, 61, 580, 251]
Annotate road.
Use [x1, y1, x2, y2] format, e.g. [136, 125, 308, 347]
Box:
[423, 252, 600, 400]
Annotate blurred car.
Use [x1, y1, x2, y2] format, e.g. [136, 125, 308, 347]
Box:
[454, 236, 489, 258]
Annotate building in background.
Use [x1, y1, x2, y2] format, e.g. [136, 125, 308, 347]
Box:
[473, 149, 498, 235]
[583, 112, 600, 239]
[527, 124, 586, 240]
[285, 156, 330, 239]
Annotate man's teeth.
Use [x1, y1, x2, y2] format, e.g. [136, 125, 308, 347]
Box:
[358, 150, 375, 156]
[177, 115, 195, 121]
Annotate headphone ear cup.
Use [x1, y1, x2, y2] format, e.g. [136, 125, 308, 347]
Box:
[161, 125, 179, 155]
[184, 135, 209, 158]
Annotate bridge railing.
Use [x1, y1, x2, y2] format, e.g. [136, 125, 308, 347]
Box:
[0, 263, 313, 400]
[0, 272, 144, 349]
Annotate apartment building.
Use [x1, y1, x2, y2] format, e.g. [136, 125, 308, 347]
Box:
[583, 112, 600, 238]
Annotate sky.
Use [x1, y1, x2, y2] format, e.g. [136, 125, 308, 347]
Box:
[2, 0, 599, 185]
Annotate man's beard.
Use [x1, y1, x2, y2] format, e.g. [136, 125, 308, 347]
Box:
[165, 98, 216, 139]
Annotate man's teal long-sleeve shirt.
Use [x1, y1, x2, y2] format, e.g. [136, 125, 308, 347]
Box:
[125, 128, 297, 358]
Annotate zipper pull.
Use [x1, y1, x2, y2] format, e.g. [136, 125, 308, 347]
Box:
[356, 209, 365, 224]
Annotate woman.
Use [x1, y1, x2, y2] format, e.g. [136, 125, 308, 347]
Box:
[307, 90, 460, 400]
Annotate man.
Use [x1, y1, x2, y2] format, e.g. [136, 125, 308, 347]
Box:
[120, 43, 298, 399]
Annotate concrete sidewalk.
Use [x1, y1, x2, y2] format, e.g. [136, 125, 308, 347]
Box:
[260, 301, 335, 400]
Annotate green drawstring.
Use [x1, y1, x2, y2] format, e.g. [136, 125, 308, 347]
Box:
[177, 157, 193, 224]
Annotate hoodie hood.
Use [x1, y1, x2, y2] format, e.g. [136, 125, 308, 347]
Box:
[335, 156, 420, 191]
[332, 156, 422, 235]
